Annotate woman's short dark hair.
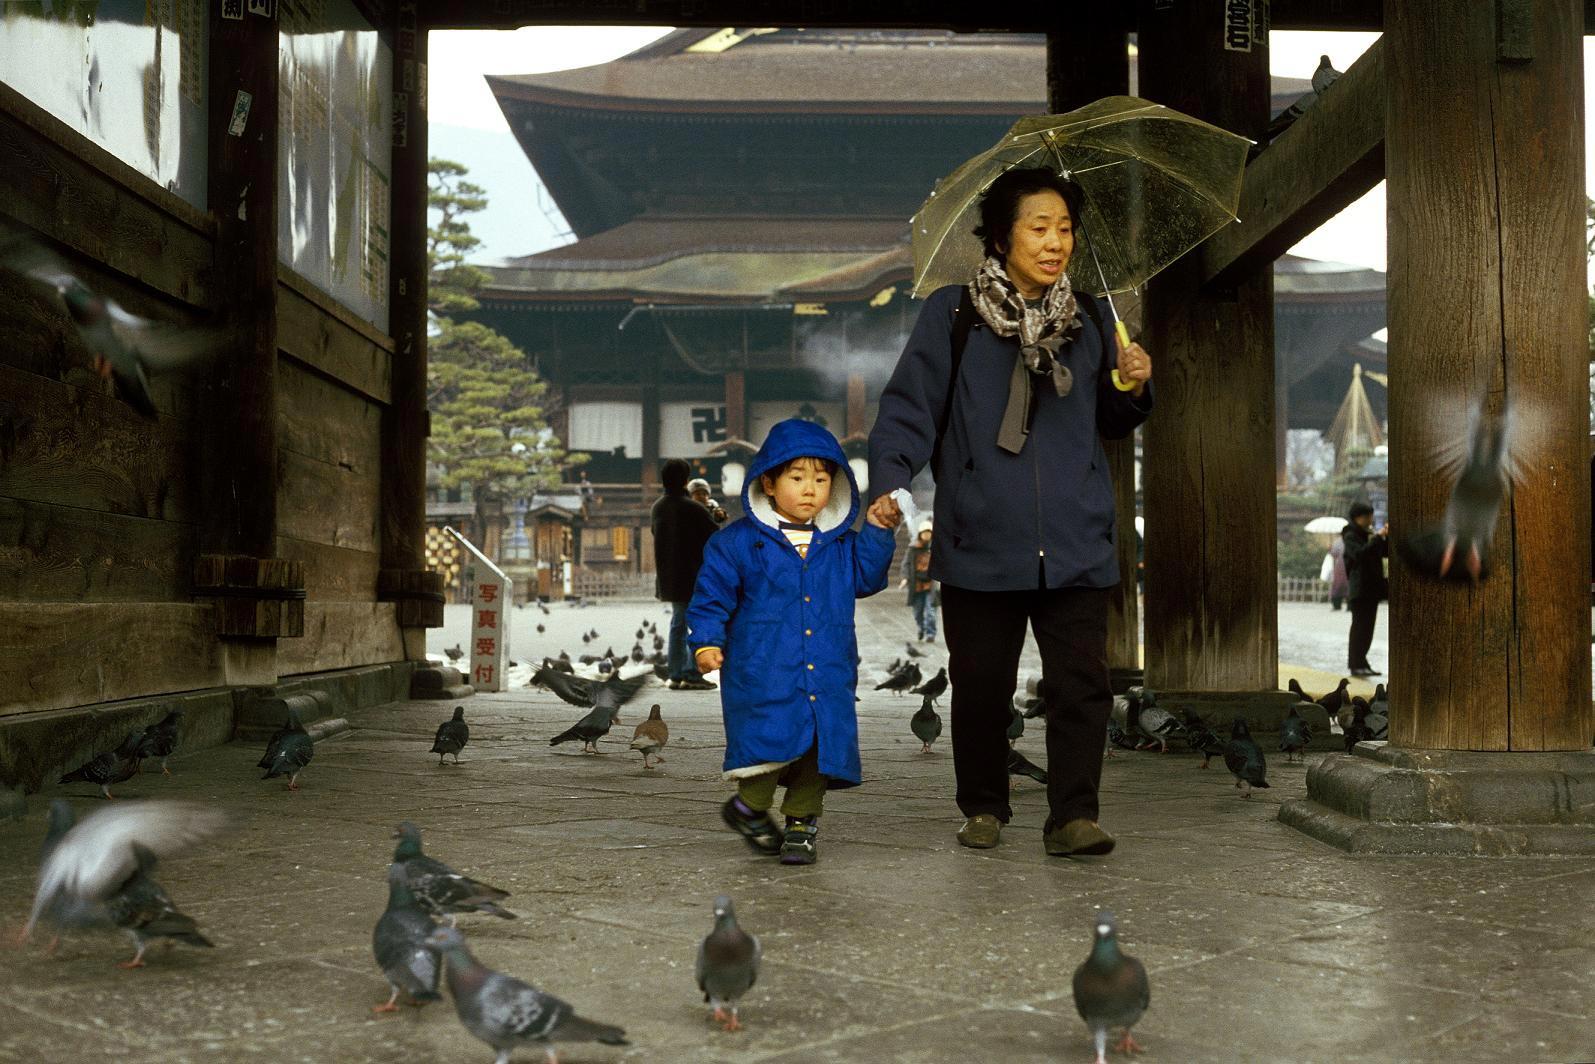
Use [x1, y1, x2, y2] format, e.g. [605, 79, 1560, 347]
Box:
[973, 167, 1085, 260]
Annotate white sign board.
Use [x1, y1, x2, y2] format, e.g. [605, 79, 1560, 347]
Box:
[659, 401, 728, 457]
[446, 527, 512, 693]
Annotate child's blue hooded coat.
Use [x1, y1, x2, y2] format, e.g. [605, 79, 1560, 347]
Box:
[687, 419, 896, 788]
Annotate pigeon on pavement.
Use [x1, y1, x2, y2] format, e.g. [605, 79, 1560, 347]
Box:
[1127, 688, 1183, 753]
[905, 641, 924, 659]
[629, 705, 669, 769]
[25, 800, 226, 947]
[431, 706, 469, 766]
[1279, 707, 1312, 763]
[910, 667, 948, 703]
[1181, 711, 1225, 768]
[875, 662, 921, 695]
[445, 643, 465, 663]
[103, 844, 213, 969]
[1007, 747, 1048, 785]
[1007, 701, 1026, 746]
[427, 926, 629, 1063]
[60, 732, 143, 799]
[910, 695, 943, 753]
[1223, 718, 1270, 797]
[392, 822, 516, 923]
[259, 709, 314, 791]
[372, 862, 442, 1012]
[696, 895, 760, 1033]
[1072, 910, 1150, 1064]
[548, 675, 648, 752]
[133, 710, 182, 775]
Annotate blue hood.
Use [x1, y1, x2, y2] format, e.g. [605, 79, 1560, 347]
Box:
[742, 418, 859, 538]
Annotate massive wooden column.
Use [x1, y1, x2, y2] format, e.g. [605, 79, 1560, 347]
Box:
[1385, 0, 1591, 749]
[201, 0, 300, 666]
[379, 2, 444, 644]
[1137, 0, 1277, 692]
[725, 369, 746, 441]
[1047, 10, 1140, 675]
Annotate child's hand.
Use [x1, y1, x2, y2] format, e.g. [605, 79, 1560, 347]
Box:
[696, 647, 724, 672]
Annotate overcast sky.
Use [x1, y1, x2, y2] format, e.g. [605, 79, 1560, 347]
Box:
[426, 28, 1594, 279]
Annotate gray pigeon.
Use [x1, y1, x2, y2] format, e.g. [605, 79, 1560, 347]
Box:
[1397, 392, 1521, 584]
[445, 643, 465, 663]
[0, 236, 222, 417]
[372, 862, 442, 1012]
[910, 695, 943, 753]
[392, 822, 516, 922]
[259, 709, 313, 790]
[427, 926, 629, 1062]
[1007, 747, 1048, 785]
[133, 710, 182, 775]
[1007, 701, 1026, 745]
[1278, 707, 1311, 763]
[1072, 910, 1150, 1064]
[1264, 54, 1343, 142]
[1223, 718, 1269, 797]
[103, 844, 213, 968]
[1311, 52, 1343, 94]
[548, 674, 647, 753]
[1181, 711, 1225, 769]
[1127, 688, 1183, 753]
[60, 731, 143, 799]
[875, 662, 921, 695]
[695, 895, 760, 1032]
[905, 641, 925, 658]
[431, 706, 469, 765]
[910, 666, 948, 703]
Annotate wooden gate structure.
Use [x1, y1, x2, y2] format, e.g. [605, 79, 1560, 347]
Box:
[2, 1, 1592, 846]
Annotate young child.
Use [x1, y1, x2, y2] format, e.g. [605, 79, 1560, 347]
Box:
[899, 519, 938, 642]
[688, 418, 898, 865]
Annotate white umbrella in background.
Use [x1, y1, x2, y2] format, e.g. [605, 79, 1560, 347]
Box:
[1304, 516, 1347, 534]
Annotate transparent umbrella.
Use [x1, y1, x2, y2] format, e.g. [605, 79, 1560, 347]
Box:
[911, 96, 1251, 316]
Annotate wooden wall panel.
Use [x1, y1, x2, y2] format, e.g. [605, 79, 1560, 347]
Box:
[277, 272, 393, 405]
[278, 358, 384, 473]
[277, 449, 381, 554]
[0, 497, 191, 602]
[0, 603, 223, 719]
[278, 535, 380, 600]
[276, 601, 404, 675]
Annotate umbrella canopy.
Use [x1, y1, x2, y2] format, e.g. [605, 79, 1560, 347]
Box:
[911, 96, 1251, 298]
[1304, 516, 1348, 534]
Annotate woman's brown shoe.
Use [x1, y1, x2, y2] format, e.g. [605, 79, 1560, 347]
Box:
[1043, 819, 1116, 857]
[956, 814, 1003, 848]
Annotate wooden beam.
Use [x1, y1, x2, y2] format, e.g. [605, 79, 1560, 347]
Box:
[1201, 39, 1386, 293]
[1385, 0, 1591, 751]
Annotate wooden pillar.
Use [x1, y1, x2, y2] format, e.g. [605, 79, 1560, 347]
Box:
[1275, 347, 1290, 490]
[1048, 11, 1139, 673]
[378, 1, 444, 639]
[641, 374, 660, 491]
[1386, 0, 1591, 750]
[845, 372, 867, 438]
[725, 369, 746, 441]
[1138, 0, 1277, 692]
[201, 0, 300, 655]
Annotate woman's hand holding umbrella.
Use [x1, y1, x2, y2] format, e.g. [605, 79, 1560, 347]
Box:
[1115, 330, 1152, 397]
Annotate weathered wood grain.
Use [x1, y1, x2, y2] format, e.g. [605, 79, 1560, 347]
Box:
[280, 535, 381, 600]
[277, 357, 383, 472]
[276, 601, 404, 676]
[0, 496, 192, 602]
[1386, 0, 1591, 751]
[277, 450, 381, 553]
[0, 603, 224, 718]
[0, 364, 193, 521]
[0, 83, 213, 309]
[277, 270, 394, 405]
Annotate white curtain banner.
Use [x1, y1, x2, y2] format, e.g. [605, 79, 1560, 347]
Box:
[568, 402, 644, 455]
[659, 401, 728, 457]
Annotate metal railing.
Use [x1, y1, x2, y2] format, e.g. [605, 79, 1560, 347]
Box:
[1277, 575, 1331, 603]
[570, 567, 655, 600]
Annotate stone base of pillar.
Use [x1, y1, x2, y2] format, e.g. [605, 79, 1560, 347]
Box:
[411, 666, 475, 701]
[1279, 744, 1595, 855]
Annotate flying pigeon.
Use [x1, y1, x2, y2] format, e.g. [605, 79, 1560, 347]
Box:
[60, 732, 143, 799]
[1279, 707, 1312, 763]
[372, 862, 442, 1012]
[133, 710, 182, 775]
[910, 667, 948, 703]
[696, 895, 760, 1033]
[1223, 718, 1269, 797]
[0, 235, 223, 417]
[427, 926, 629, 1062]
[910, 695, 942, 753]
[392, 822, 516, 923]
[1007, 747, 1048, 785]
[1396, 392, 1526, 585]
[445, 643, 465, 663]
[1072, 910, 1150, 1064]
[25, 800, 227, 947]
[531, 665, 610, 707]
[629, 705, 669, 770]
[258, 708, 314, 791]
[103, 844, 213, 968]
[429, 706, 469, 766]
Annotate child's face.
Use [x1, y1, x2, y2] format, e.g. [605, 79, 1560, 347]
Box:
[691, 489, 710, 505]
[762, 457, 832, 524]
[918, 530, 932, 545]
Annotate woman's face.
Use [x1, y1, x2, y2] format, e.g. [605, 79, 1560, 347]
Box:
[1000, 189, 1073, 299]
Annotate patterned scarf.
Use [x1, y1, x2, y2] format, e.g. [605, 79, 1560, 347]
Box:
[969, 256, 1084, 453]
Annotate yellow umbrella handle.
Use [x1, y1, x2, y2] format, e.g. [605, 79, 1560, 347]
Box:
[1109, 320, 1137, 391]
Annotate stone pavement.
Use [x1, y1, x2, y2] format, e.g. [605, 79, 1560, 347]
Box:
[2, 596, 1593, 1063]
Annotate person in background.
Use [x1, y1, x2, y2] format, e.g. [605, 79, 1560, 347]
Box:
[651, 459, 720, 691]
[899, 520, 939, 642]
[687, 477, 729, 524]
[1343, 502, 1388, 677]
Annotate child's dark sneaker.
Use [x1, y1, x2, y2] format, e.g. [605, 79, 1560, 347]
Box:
[721, 796, 783, 855]
[779, 816, 819, 865]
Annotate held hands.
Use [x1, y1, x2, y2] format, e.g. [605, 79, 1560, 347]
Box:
[866, 493, 903, 530]
[696, 647, 724, 672]
[1115, 330, 1152, 398]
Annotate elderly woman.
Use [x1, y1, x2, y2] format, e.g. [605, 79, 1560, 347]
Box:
[867, 167, 1152, 857]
